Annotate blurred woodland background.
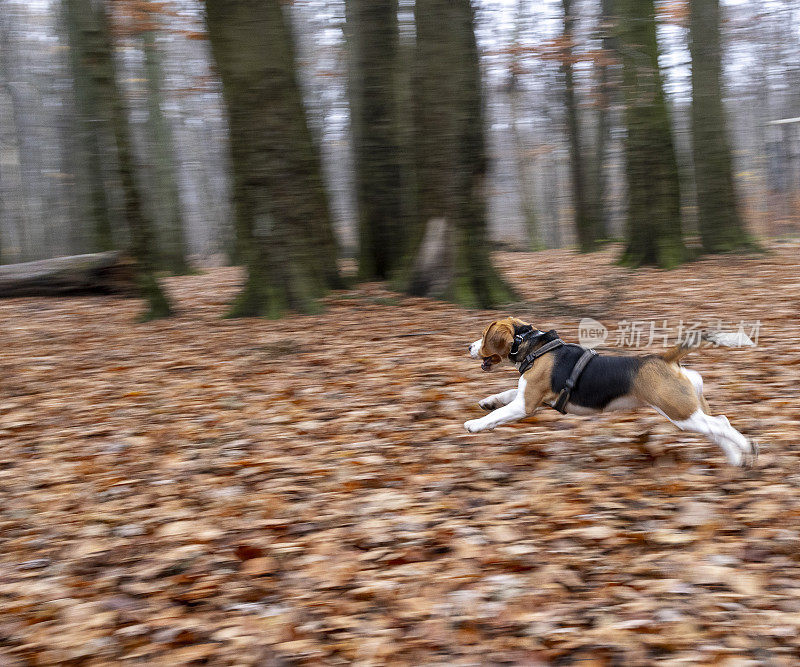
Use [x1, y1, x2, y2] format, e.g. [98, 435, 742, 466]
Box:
[0, 0, 798, 318]
[5, 2, 800, 663]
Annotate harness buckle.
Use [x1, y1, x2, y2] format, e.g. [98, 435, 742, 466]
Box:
[510, 331, 532, 359]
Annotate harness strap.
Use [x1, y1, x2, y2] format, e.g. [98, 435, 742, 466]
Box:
[517, 338, 564, 375]
[552, 348, 597, 414]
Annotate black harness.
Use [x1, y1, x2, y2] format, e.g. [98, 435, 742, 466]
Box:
[509, 328, 597, 414]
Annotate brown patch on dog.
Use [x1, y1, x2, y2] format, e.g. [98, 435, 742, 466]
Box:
[522, 352, 556, 413]
[632, 358, 700, 421]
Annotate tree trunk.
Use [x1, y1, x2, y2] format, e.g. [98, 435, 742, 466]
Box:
[509, 0, 542, 251]
[62, 0, 114, 253]
[142, 29, 190, 275]
[0, 252, 136, 297]
[63, 0, 172, 319]
[509, 82, 543, 251]
[204, 0, 341, 318]
[403, 0, 513, 308]
[616, 0, 688, 268]
[592, 0, 617, 240]
[346, 0, 404, 281]
[0, 159, 3, 264]
[0, 9, 33, 261]
[689, 0, 755, 252]
[562, 0, 601, 252]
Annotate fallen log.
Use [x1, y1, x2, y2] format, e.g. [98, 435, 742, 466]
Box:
[0, 252, 138, 298]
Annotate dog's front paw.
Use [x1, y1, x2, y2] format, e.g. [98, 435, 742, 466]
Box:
[464, 419, 484, 433]
[478, 398, 497, 411]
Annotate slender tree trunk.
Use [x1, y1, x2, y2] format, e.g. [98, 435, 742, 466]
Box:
[616, 0, 688, 268]
[63, 0, 172, 319]
[0, 119, 24, 264]
[0, 10, 32, 261]
[346, 0, 404, 281]
[509, 0, 542, 251]
[62, 0, 114, 252]
[544, 152, 562, 248]
[204, 0, 341, 318]
[689, 0, 755, 252]
[396, 31, 418, 263]
[55, 68, 84, 256]
[562, 0, 601, 252]
[403, 0, 513, 308]
[0, 159, 3, 264]
[142, 29, 190, 274]
[509, 84, 543, 251]
[592, 87, 610, 240]
[592, 0, 617, 240]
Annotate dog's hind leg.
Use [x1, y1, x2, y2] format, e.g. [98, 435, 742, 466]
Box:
[479, 389, 518, 411]
[635, 360, 752, 465]
[664, 409, 753, 467]
[678, 367, 757, 459]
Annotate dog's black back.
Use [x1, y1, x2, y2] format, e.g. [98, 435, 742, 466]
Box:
[550, 345, 643, 410]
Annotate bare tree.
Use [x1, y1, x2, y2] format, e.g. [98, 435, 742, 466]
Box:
[404, 0, 513, 307]
[689, 0, 755, 252]
[561, 0, 601, 252]
[616, 0, 688, 268]
[63, 0, 172, 319]
[346, 0, 405, 281]
[204, 0, 342, 318]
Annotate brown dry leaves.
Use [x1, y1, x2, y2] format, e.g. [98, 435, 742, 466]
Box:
[1, 244, 800, 665]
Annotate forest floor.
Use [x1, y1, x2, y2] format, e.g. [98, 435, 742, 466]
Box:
[2, 243, 800, 665]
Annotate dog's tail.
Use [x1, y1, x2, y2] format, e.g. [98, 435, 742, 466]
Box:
[660, 330, 755, 363]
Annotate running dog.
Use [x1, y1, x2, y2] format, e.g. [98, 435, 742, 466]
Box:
[466, 317, 757, 466]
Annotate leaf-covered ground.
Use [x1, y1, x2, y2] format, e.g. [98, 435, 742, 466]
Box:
[2, 245, 800, 665]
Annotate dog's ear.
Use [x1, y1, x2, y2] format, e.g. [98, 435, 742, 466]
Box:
[483, 320, 515, 359]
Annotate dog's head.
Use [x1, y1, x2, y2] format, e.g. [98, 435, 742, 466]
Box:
[468, 317, 533, 371]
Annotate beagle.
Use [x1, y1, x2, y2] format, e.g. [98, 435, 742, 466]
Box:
[466, 317, 757, 466]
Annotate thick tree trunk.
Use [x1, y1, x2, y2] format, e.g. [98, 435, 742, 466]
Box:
[204, 0, 341, 318]
[0, 252, 136, 297]
[346, 0, 404, 281]
[689, 0, 755, 252]
[562, 0, 601, 252]
[142, 30, 190, 275]
[616, 0, 688, 268]
[403, 0, 513, 308]
[63, 0, 172, 319]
